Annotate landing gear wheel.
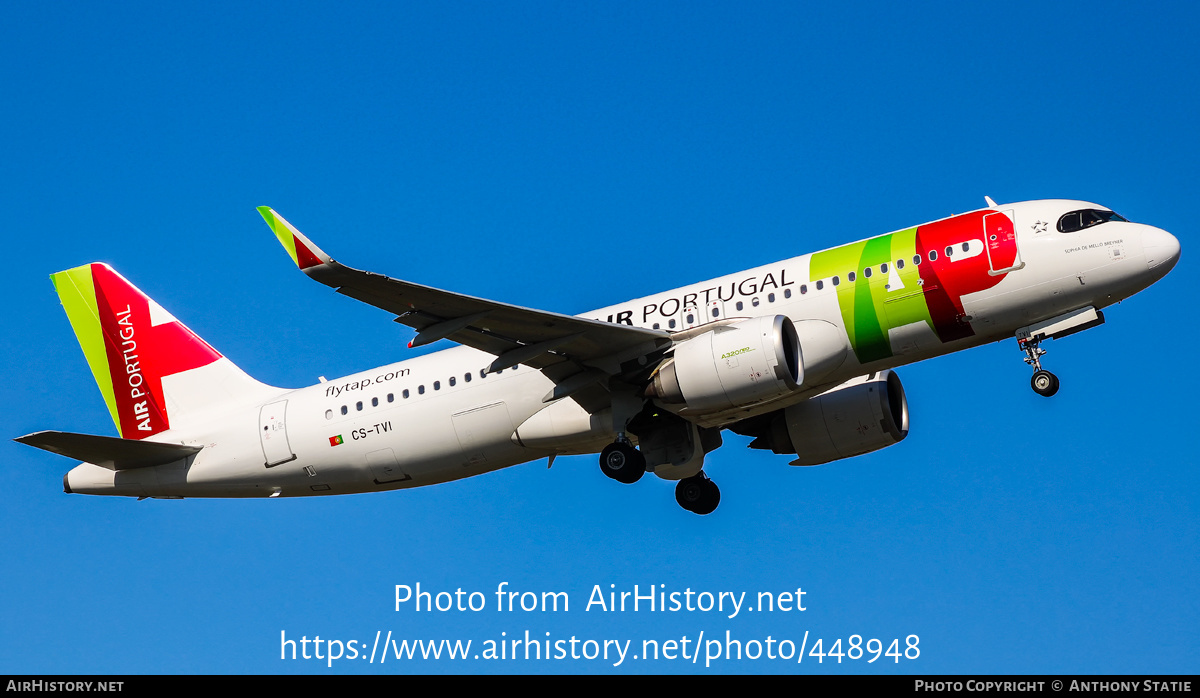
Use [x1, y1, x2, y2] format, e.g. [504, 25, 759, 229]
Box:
[599, 442, 646, 484]
[675, 473, 720, 515]
[1031, 370, 1060, 397]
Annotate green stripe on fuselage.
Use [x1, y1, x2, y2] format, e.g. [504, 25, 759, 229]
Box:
[51, 265, 121, 433]
[883, 227, 935, 331]
[811, 240, 865, 349]
[811, 227, 934, 364]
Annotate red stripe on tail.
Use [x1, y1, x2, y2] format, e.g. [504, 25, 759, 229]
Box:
[91, 264, 222, 439]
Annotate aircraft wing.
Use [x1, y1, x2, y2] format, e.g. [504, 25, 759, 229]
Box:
[258, 208, 672, 386]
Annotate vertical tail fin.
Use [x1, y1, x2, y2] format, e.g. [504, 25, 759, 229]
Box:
[51, 263, 279, 439]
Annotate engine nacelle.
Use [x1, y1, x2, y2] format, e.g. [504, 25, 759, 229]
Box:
[648, 315, 801, 413]
[744, 370, 909, 465]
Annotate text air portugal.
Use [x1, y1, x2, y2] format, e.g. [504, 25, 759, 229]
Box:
[91, 264, 221, 439]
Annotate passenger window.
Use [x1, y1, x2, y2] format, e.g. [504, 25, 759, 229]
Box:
[449, 376, 456, 387]
[768, 293, 775, 303]
[896, 259, 904, 270]
[686, 313, 695, 323]
[881, 263, 888, 273]
[652, 323, 660, 329]
[403, 389, 410, 399]
[833, 276, 840, 286]
[371, 397, 379, 407]
[669, 318, 677, 328]
[962, 242, 969, 252]
[944, 246, 953, 257]
[736, 301, 744, 311]
[341, 405, 348, 415]
[711, 307, 719, 317]
[864, 267, 872, 278]
[929, 250, 938, 261]
[800, 284, 807, 294]
[325, 409, 333, 420]
[356, 401, 363, 411]
[752, 297, 760, 307]
[816, 280, 824, 290]
[464, 373, 471, 383]
[848, 271, 856, 282]
[784, 288, 792, 298]
[418, 385, 425, 395]
[913, 254, 922, 265]
[434, 381, 440, 390]
[387, 393, 394, 402]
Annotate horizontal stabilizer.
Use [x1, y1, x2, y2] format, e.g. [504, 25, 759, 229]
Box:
[14, 431, 203, 470]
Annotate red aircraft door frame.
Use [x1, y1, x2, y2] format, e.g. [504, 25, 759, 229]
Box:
[984, 210, 1025, 276]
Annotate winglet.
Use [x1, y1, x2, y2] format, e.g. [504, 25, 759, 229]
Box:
[257, 207, 333, 270]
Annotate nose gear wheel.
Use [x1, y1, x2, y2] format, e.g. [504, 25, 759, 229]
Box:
[1019, 336, 1059, 398]
[1031, 370, 1059, 397]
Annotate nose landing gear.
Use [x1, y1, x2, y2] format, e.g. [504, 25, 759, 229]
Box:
[1019, 336, 1059, 397]
[1013, 307, 1106, 398]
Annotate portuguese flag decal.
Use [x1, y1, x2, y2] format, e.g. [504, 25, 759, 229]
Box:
[329, 435, 344, 447]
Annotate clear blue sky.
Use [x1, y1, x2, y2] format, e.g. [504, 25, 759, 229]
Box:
[2, 1, 1196, 674]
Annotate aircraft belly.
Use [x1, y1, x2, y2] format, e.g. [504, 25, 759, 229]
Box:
[451, 402, 517, 466]
[885, 320, 942, 359]
[965, 275, 1087, 332]
[356, 380, 545, 485]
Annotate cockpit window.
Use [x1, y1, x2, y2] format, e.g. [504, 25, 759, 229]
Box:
[1057, 208, 1128, 233]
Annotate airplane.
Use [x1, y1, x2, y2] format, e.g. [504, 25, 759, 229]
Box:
[16, 198, 1181, 514]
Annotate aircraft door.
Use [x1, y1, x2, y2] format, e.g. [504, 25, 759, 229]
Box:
[984, 210, 1024, 275]
[259, 400, 296, 467]
[706, 300, 725, 323]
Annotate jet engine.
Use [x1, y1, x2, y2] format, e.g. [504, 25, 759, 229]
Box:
[735, 370, 909, 465]
[646, 315, 850, 414]
[647, 315, 801, 413]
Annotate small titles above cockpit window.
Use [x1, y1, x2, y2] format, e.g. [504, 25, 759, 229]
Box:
[1057, 208, 1128, 233]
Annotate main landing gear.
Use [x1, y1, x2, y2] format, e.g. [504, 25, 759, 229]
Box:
[599, 435, 646, 484]
[1019, 335, 1059, 397]
[597, 436, 721, 515]
[675, 472, 720, 515]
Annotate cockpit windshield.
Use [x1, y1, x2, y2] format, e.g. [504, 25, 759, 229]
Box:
[1057, 208, 1129, 233]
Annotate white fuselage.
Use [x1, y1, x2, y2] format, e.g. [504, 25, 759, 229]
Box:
[64, 200, 1179, 498]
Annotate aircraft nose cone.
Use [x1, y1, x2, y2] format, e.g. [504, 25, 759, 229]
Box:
[1144, 227, 1181, 273]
